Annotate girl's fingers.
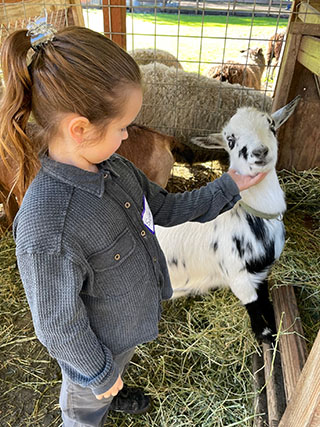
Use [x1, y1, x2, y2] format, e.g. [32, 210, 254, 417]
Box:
[251, 172, 267, 184]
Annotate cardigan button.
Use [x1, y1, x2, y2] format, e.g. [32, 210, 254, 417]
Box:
[125, 202, 131, 209]
[114, 253, 121, 261]
[140, 230, 146, 237]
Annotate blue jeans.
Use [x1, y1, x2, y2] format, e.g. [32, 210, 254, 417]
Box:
[59, 347, 135, 427]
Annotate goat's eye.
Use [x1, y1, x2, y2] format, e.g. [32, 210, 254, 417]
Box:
[266, 117, 276, 135]
[270, 121, 276, 136]
[227, 134, 236, 150]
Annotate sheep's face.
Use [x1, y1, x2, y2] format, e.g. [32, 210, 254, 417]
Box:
[223, 107, 278, 176]
[240, 47, 265, 66]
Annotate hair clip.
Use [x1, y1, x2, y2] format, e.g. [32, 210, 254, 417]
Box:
[27, 8, 57, 51]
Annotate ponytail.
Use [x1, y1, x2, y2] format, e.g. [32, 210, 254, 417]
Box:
[0, 30, 39, 196]
[0, 26, 141, 198]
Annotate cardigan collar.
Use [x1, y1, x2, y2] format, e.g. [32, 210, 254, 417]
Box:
[41, 154, 120, 198]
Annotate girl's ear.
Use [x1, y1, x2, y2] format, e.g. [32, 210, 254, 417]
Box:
[68, 116, 91, 144]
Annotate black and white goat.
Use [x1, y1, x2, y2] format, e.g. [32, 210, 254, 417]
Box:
[156, 97, 300, 343]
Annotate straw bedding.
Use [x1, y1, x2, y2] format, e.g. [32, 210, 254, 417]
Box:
[0, 164, 319, 426]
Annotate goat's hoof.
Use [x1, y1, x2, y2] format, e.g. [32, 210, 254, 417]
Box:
[256, 327, 275, 344]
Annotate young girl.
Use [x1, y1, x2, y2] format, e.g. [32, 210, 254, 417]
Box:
[0, 22, 266, 427]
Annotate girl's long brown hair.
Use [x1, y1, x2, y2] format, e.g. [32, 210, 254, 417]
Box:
[0, 26, 141, 196]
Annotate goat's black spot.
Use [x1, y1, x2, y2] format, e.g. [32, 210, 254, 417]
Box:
[267, 117, 276, 135]
[239, 145, 248, 160]
[246, 214, 266, 241]
[211, 241, 218, 252]
[245, 215, 277, 274]
[270, 126, 276, 136]
[246, 241, 253, 254]
[227, 134, 236, 150]
[169, 257, 178, 267]
[244, 280, 276, 342]
[233, 235, 245, 258]
[246, 240, 275, 274]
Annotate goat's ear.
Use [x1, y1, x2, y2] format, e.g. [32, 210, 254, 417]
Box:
[272, 95, 301, 130]
[190, 133, 226, 150]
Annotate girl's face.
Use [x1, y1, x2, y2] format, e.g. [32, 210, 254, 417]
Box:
[84, 86, 143, 165]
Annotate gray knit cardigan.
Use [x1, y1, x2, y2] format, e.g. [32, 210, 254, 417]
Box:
[14, 154, 240, 395]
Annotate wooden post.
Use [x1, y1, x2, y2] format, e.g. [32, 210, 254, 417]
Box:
[262, 342, 286, 426]
[279, 330, 320, 426]
[271, 285, 308, 402]
[0, 0, 85, 28]
[253, 352, 268, 427]
[272, 0, 320, 170]
[69, 0, 85, 27]
[102, 0, 126, 50]
[297, 36, 320, 75]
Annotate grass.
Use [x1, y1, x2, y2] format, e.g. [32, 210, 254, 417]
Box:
[83, 10, 288, 74]
[0, 166, 319, 426]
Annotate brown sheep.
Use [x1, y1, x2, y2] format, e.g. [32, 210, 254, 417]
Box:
[266, 30, 286, 77]
[207, 47, 266, 90]
[117, 124, 189, 187]
[0, 123, 188, 230]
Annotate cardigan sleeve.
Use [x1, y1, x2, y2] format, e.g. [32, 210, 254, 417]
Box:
[16, 252, 119, 396]
[123, 158, 241, 226]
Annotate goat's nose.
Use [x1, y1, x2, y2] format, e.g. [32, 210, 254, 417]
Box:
[252, 146, 269, 158]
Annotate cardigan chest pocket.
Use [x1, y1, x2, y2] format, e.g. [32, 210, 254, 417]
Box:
[88, 228, 147, 297]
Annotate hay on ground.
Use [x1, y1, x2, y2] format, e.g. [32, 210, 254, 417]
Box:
[0, 165, 319, 426]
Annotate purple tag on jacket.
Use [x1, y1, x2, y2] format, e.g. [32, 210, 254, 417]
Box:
[141, 195, 155, 234]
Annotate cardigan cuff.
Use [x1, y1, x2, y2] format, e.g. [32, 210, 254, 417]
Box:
[92, 362, 120, 396]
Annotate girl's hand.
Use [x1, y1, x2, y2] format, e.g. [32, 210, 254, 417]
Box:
[227, 169, 268, 192]
[96, 375, 123, 400]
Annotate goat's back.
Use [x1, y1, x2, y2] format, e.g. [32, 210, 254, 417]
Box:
[155, 205, 285, 300]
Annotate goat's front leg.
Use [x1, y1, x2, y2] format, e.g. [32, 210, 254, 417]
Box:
[244, 280, 276, 343]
